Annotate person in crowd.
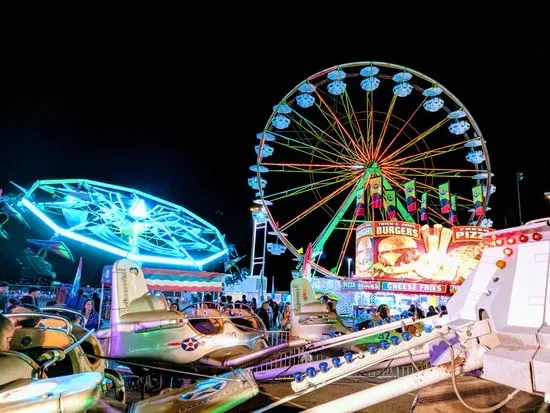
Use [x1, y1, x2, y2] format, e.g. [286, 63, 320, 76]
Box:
[279, 303, 291, 331]
[0, 314, 14, 351]
[270, 299, 279, 328]
[10, 304, 41, 329]
[7, 299, 18, 313]
[258, 301, 271, 330]
[250, 297, 257, 312]
[378, 304, 390, 320]
[66, 289, 87, 310]
[170, 303, 179, 312]
[20, 287, 39, 306]
[427, 305, 438, 317]
[0, 282, 9, 314]
[82, 299, 99, 330]
[91, 292, 101, 313]
[241, 295, 248, 305]
[440, 305, 448, 315]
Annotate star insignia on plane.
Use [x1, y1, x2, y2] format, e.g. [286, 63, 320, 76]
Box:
[181, 337, 200, 351]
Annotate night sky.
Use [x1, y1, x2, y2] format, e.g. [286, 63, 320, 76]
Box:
[1, 6, 548, 288]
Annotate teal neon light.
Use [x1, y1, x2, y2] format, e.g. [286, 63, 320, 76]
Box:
[21, 198, 228, 268]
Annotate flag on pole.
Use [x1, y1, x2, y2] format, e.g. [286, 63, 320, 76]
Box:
[420, 192, 428, 222]
[70, 257, 83, 297]
[438, 182, 451, 214]
[472, 184, 484, 216]
[384, 190, 397, 220]
[404, 179, 417, 212]
[449, 194, 459, 224]
[301, 243, 313, 280]
[355, 190, 365, 218]
[370, 176, 383, 209]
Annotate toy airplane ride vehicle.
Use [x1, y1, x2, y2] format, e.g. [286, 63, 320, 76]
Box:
[95, 259, 306, 372]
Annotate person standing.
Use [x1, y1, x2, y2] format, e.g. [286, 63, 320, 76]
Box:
[0, 283, 9, 314]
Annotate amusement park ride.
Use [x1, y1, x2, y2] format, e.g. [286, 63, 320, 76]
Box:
[248, 61, 494, 286]
[95, 258, 307, 371]
[1, 60, 549, 412]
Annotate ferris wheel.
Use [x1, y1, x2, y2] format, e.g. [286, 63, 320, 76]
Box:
[19, 179, 228, 268]
[250, 62, 493, 277]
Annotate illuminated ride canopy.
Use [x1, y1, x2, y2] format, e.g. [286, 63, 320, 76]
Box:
[20, 179, 228, 268]
[250, 61, 494, 278]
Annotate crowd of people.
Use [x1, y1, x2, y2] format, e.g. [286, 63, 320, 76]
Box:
[0, 283, 102, 331]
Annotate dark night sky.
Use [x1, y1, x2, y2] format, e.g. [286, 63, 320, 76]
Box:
[0, 5, 549, 288]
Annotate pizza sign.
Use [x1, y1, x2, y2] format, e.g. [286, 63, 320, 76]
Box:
[356, 221, 488, 284]
[452, 226, 493, 242]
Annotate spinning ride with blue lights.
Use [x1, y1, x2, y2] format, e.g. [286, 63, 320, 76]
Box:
[19, 179, 228, 268]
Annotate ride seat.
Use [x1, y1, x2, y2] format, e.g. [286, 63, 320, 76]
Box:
[71, 325, 105, 372]
[230, 310, 262, 331]
[187, 308, 223, 335]
[0, 351, 40, 386]
[10, 327, 79, 377]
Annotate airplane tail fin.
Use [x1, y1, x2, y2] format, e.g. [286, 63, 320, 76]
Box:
[290, 276, 317, 312]
[110, 259, 149, 325]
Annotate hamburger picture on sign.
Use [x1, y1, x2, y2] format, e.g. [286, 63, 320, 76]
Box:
[355, 221, 491, 283]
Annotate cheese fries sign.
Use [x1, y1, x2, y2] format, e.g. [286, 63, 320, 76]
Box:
[355, 221, 492, 283]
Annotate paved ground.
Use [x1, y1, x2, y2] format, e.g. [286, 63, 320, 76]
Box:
[232, 376, 549, 412]
[115, 373, 549, 412]
[233, 379, 417, 412]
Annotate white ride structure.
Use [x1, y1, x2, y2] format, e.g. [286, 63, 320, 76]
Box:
[253, 217, 550, 412]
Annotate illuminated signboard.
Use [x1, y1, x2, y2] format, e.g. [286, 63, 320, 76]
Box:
[380, 281, 446, 294]
[355, 221, 493, 284]
[341, 280, 381, 291]
[339, 279, 461, 296]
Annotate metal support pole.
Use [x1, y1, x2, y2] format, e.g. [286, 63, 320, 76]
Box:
[517, 171, 523, 224]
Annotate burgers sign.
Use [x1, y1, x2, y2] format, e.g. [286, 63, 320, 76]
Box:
[356, 221, 491, 283]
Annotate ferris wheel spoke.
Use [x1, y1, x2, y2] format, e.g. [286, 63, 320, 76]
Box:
[315, 87, 362, 147]
[383, 141, 466, 167]
[264, 171, 360, 202]
[261, 162, 365, 172]
[270, 130, 358, 165]
[289, 114, 345, 154]
[340, 89, 367, 154]
[373, 94, 398, 161]
[383, 118, 450, 163]
[312, 173, 370, 254]
[389, 166, 487, 179]
[314, 105, 359, 157]
[314, 90, 367, 159]
[367, 91, 375, 159]
[278, 174, 362, 233]
[376, 99, 426, 161]
[287, 107, 354, 155]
